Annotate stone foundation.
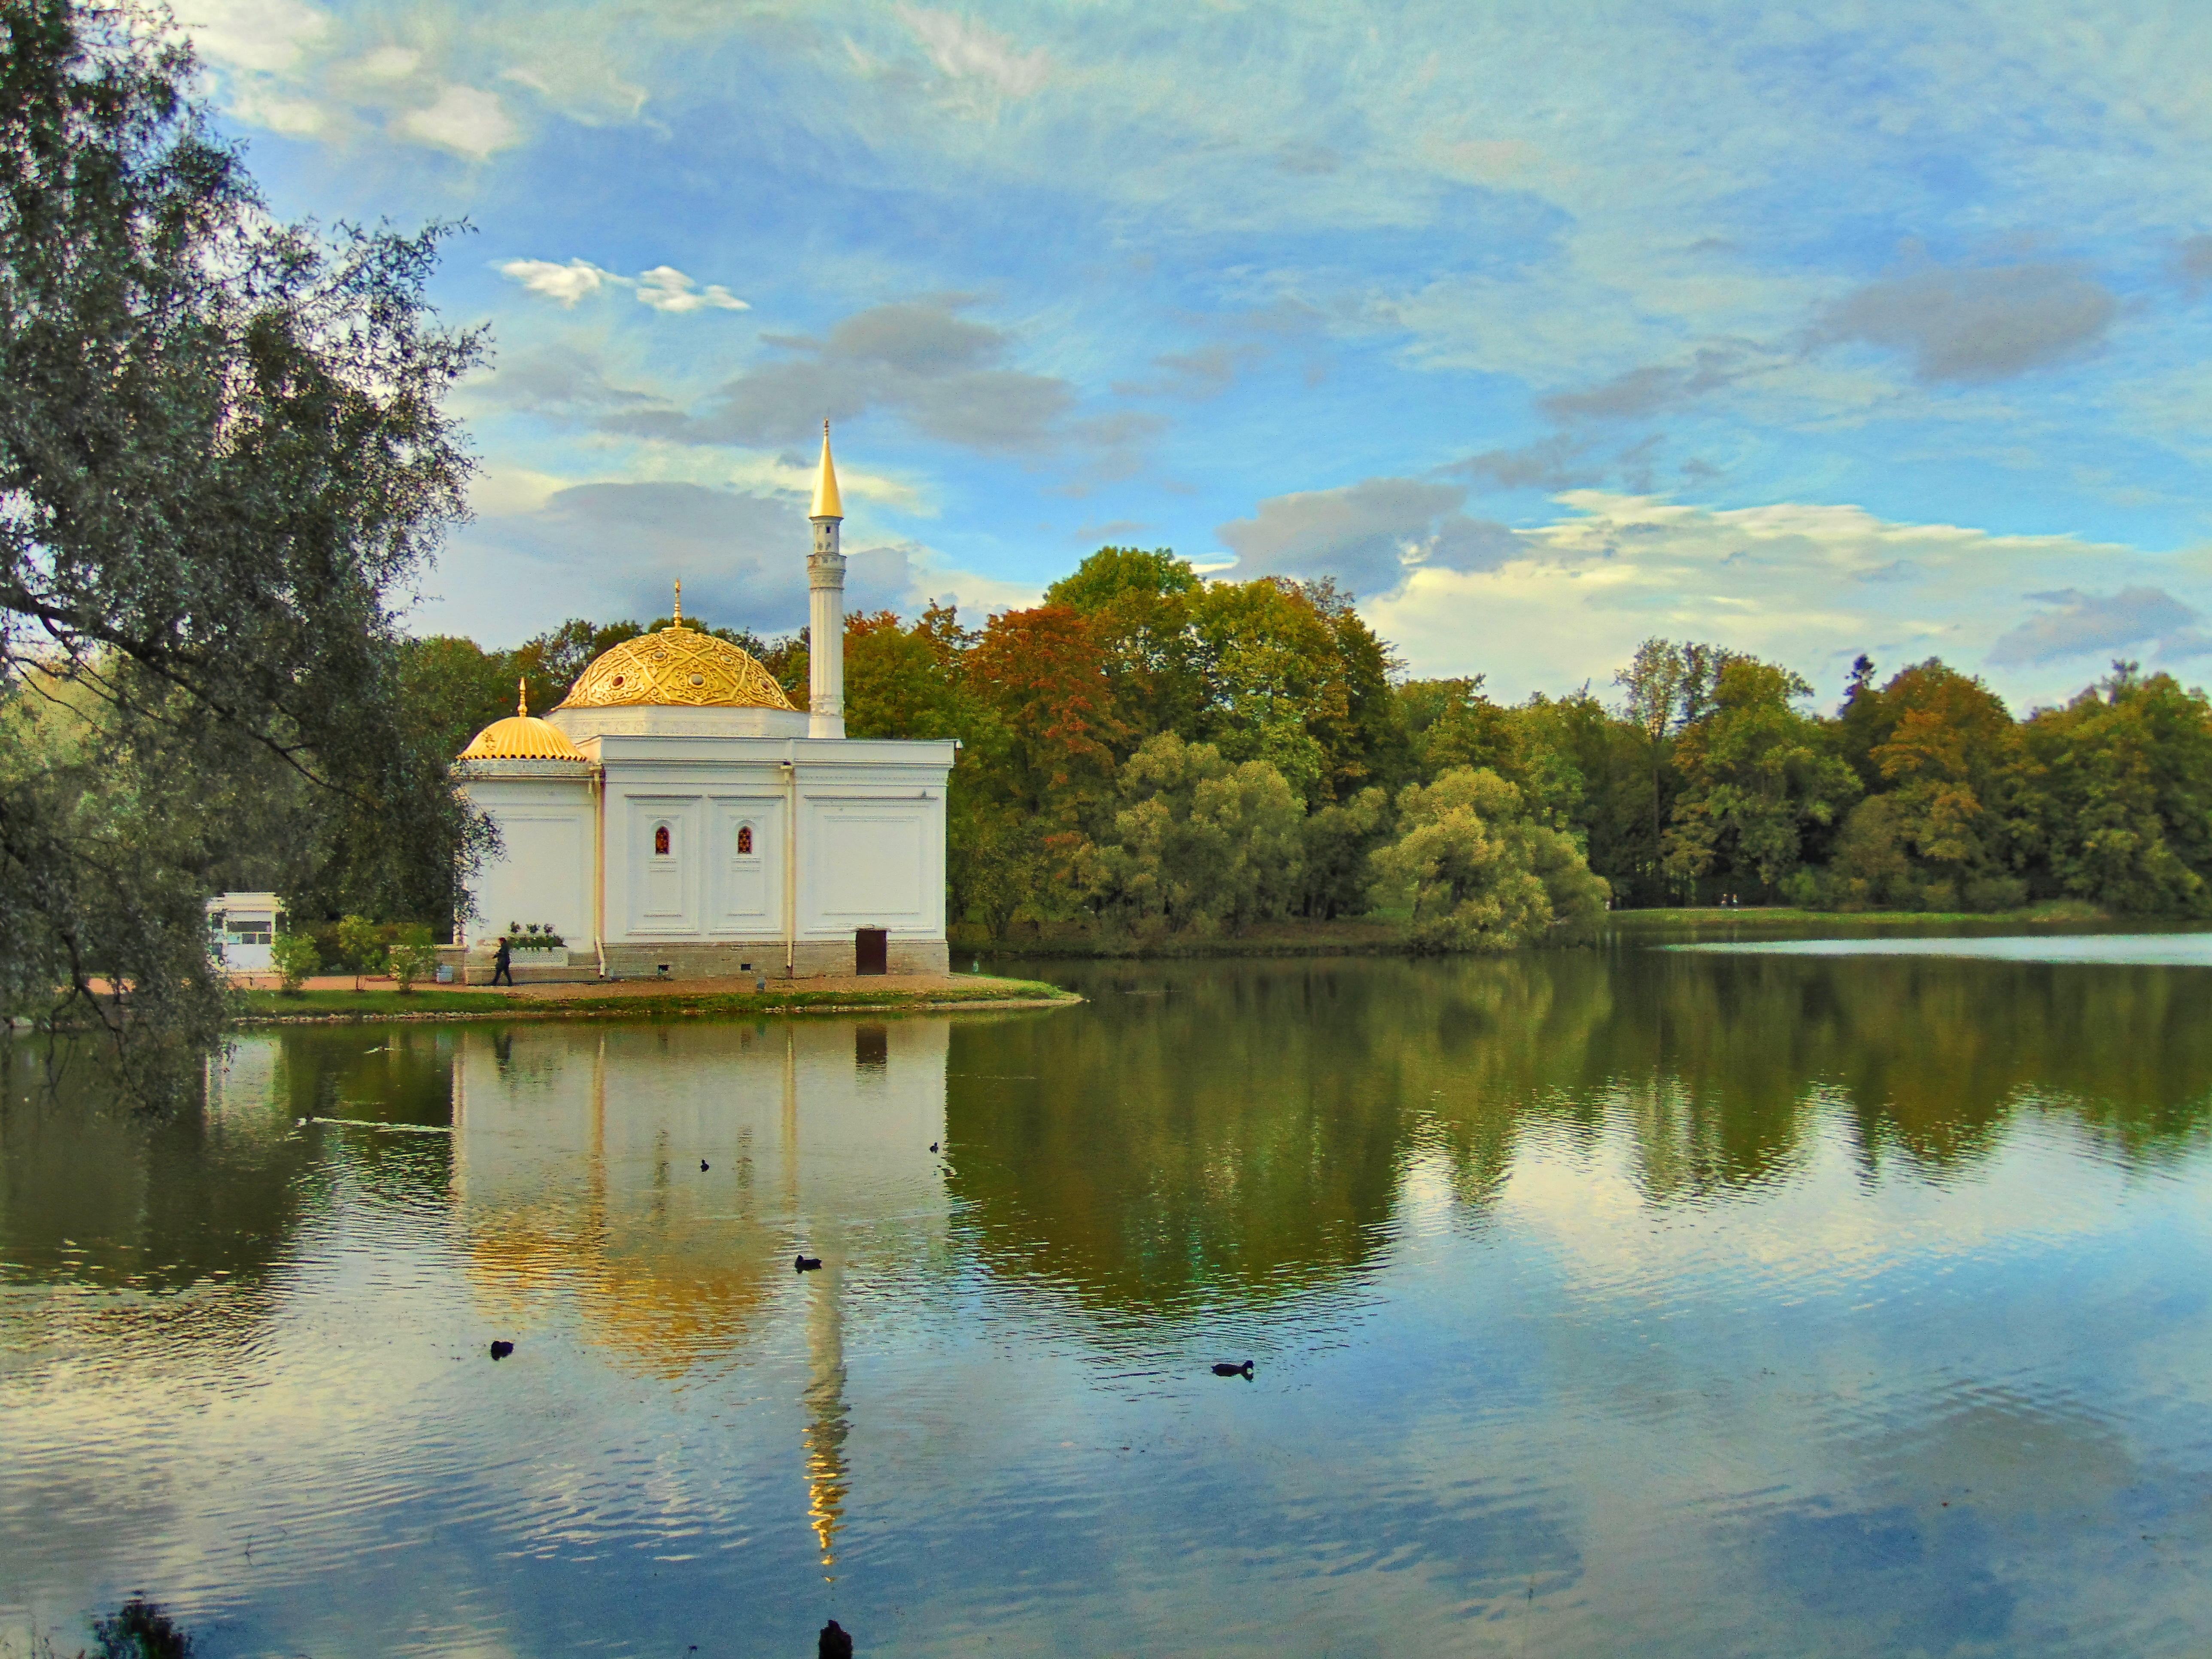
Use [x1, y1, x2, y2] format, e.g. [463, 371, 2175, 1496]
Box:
[599, 939, 949, 981]
[435, 939, 951, 984]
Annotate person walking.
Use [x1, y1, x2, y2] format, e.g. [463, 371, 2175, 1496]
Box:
[491, 935, 514, 986]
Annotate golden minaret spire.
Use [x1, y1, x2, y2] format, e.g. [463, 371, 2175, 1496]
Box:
[517, 677, 528, 718]
[673, 577, 683, 626]
[810, 419, 844, 520]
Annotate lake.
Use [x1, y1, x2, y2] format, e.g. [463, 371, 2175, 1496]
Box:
[5, 945, 2211, 1656]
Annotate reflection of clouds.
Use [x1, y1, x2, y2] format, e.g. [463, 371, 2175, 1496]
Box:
[1497, 1110, 2141, 1306]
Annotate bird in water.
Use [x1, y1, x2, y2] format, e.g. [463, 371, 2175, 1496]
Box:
[818, 1619, 853, 1659]
[929, 1142, 939, 1154]
[489, 1340, 515, 1360]
[1211, 1360, 1254, 1379]
[795, 1255, 823, 1272]
[699, 1159, 709, 1172]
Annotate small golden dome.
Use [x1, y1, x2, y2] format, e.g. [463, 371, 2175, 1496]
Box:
[556, 623, 796, 711]
[460, 679, 589, 760]
[459, 715, 588, 762]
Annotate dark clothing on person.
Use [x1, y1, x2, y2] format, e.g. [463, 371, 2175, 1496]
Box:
[492, 939, 514, 985]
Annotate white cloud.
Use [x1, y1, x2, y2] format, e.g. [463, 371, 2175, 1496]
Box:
[356, 46, 421, 80]
[497, 259, 747, 314]
[180, 0, 330, 73]
[226, 83, 325, 135]
[897, 6, 1051, 103]
[633, 267, 748, 313]
[1358, 491, 2199, 710]
[398, 83, 520, 159]
[498, 258, 613, 307]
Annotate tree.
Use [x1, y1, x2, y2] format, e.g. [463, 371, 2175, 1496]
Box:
[269, 928, 319, 994]
[335, 914, 383, 992]
[2017, 664, 2212, 915]
[1095, 732, 1304, 934]
[964, 604, 1124, 821]
[0, 0, 483, 1079]
[1664, 657, 1858, 894]
[1369, 767, 1610, 950]
[1865, 660, 2023, 906]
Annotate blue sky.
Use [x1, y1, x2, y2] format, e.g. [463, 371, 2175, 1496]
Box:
[183, 0, 2212, 709]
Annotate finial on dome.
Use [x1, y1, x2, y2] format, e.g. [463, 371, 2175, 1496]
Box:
[811, 420, 844, 520]
[673, 577, 683, 626]
[517, 677, 528, 719]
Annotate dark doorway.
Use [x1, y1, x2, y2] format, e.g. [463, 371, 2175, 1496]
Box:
[855, 927, 888, 975]
[855, 1024, 888, 1070]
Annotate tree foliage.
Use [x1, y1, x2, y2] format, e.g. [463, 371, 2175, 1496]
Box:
[0, 0, 483, 1079]
[1370, 768, 1610, 951]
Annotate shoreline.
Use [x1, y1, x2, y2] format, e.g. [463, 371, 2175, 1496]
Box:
[235, 993, 1079, 1027]
[225, 971, 1083, 1028]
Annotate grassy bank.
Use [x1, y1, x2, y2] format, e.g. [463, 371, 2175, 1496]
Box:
[969, 899, 2148, 959]
[1602, 899, 2113, 937]
[234, 977, 1079, 1025]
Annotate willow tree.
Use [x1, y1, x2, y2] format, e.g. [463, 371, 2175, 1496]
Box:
[0, 0, 483, 1083]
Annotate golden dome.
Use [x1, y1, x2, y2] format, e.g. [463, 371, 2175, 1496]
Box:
[556, 623, 796, 711]
[459, 681, 589, 761]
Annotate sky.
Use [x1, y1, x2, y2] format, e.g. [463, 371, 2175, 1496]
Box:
[178, 0, 2212, 712]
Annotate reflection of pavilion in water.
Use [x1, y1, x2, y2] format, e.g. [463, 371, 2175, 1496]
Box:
[448, 1018, 948, 1572]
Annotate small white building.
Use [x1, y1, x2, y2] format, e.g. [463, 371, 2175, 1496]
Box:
[206, 892, 284, 972]
[452, 427, 954, 980]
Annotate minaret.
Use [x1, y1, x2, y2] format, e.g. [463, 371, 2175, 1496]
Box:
[808, 421, 846, 741]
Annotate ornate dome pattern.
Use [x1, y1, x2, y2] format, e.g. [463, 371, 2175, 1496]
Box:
[458, 714, 588, 761]
[556, 624, 796, 711]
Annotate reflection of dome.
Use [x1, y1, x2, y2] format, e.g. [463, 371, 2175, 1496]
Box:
[459, 683, 590, 760]
[557, 623, 795, 712]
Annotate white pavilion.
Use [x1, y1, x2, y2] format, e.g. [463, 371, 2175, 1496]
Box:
[450, 426, 954, 980]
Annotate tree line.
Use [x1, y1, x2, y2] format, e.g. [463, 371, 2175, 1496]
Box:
[410, 545, 2212, 942]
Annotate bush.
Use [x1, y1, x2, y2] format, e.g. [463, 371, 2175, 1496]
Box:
[387, 924, 439, 992]
[334, 913, 384, 990]
[1963, 873, 2029, 913]
[269, 931, 321, 994]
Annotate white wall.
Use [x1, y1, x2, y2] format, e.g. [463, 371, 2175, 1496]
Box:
[462, 778, 596, 948]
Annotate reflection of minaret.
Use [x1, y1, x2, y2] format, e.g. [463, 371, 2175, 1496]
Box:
[802, 1273, 850, 1574]
[789, 1019, 851, 1575]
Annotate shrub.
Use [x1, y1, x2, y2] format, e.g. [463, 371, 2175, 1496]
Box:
[334, 914, 384, 990]
[269, 931, 321, 994]
[387, 924, 439, 993]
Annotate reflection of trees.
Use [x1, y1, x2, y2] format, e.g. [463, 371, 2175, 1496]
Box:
[0, 1028, 456, 1293]
[956, 952, 2212, 1316]
[945, 957, 1618, 1314]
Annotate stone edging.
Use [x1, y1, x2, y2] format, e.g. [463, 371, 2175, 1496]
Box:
[233, 994, 1082, 1027]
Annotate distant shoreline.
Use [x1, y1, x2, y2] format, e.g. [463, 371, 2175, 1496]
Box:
[965, 900, 2143, 960]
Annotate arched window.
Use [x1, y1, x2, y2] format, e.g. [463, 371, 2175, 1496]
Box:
[653, 824, 672, 857]
[736, 824, 754, 856]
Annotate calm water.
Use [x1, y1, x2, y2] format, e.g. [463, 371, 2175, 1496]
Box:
[5, 949, 2212, 1656]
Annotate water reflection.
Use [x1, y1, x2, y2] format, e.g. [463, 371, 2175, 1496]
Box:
[1, 946, 2210, 1656]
